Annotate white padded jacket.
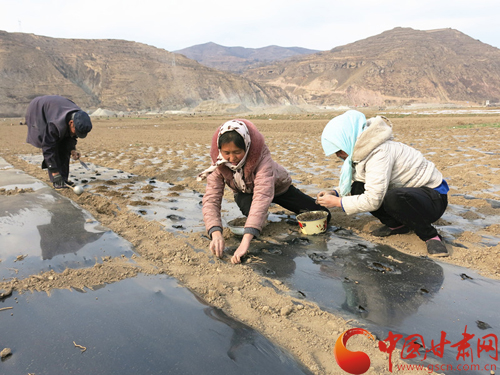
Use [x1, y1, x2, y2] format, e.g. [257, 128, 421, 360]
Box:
[341, 116, 443, 215]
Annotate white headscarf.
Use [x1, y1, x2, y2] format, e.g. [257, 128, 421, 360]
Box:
[197, 120, 252, 192]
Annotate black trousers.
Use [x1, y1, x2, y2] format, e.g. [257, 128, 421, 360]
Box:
[42, 142, 73, 183]
[351, 181, 448, 241]
[234, 185, 332, 223]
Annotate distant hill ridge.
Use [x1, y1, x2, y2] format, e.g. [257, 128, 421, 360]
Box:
[243, 27, 500, 106]
[2, 27, 500, 116]
[0, 31, 292, 116]
[175, 42, 320, 73]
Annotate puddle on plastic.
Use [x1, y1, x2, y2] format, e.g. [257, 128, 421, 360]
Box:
[0, 167, 46, 191]
[89, 178, 272, 234]
[0, 187, 134, 280]
[109, 179, 207, 233]
[238, 231, 500, 374]
[18, 154, 136, 184]
[440, 200, 500, 247]
[0, 158, 13, 170]
[0, 274, 311, 375]
[86, 147, 210, 172]
[11, 156, 280, 235]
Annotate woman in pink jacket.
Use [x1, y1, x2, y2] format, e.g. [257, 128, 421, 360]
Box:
[199, 119, 331, 264]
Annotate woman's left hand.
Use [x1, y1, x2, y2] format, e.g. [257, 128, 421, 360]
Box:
[317, 194, 342, 208]
[231, 233, 254, 264]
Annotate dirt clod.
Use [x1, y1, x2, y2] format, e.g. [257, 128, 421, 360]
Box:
[0, 348, 12, 359]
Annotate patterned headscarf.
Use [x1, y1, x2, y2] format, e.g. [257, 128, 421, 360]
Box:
[321, 110, 367, 196]
[197, 120, 252, 192]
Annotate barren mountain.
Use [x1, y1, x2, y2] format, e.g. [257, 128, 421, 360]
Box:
[243, 27, 500, 106]
[175, 42, 320, 73]
[0, 31, 292, 116]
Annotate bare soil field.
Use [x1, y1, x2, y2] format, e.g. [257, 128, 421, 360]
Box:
[1, 111, 499, 374]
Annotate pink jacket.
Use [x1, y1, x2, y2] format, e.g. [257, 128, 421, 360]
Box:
[202, 119, 292, 234]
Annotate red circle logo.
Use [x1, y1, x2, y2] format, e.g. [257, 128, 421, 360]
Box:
[334, 328, 375, 374]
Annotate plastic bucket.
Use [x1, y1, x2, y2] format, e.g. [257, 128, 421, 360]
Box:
[296, 211, 328, 235]
[227, 217, 246, 236]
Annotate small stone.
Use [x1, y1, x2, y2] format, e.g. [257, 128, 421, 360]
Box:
[208, 290, 218, 300]
[476, 320, 492, 330]
[0, 348, 12, 359]
[296, 304, 304, 310]
[0, 288, 13, 299]
[14, 254, 27, 262]
[281, 305, 293, 316]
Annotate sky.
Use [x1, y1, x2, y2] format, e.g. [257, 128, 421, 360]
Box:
[1, 0, 499, 52]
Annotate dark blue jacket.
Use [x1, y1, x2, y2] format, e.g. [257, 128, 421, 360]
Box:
[25, 96, 79, 171]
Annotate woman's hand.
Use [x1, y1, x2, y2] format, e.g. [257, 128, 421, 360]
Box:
[317, 191, 342, 208]
[231, 233, 254, 264]
[316, 190, 339, 205]
[210, 231, 225, 258]
[317, 190, 338, 199]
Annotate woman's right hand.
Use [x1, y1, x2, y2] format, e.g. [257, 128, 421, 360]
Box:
[210, 231, 225, 258]
[316, 190, 338, 203]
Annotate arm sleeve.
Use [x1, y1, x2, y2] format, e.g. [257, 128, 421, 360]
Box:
[208, 226, 223, 238]
[341, 148, 394, 215]
[244, 151, 275, 232]
[202, 169, 225, 234]
[67, 137, 77, 151]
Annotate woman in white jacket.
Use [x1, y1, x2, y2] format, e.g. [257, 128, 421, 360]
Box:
[317, 110, 449, 257]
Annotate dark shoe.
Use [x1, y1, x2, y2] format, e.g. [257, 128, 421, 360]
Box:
[65, 180, 75, 187]
[53, 183, 69, 190]
[53, 174, 66, 189]
[371, 225, 410, 237]
[426, 238, 449, 257]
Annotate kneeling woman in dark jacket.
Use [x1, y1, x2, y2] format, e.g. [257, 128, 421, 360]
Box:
[199, 119, 330, 264]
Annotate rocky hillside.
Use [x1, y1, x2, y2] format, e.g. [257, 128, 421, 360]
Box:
[175, 42, 319, 73]
[0, 31, 292, 116]
[243, 28, 500, 106]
